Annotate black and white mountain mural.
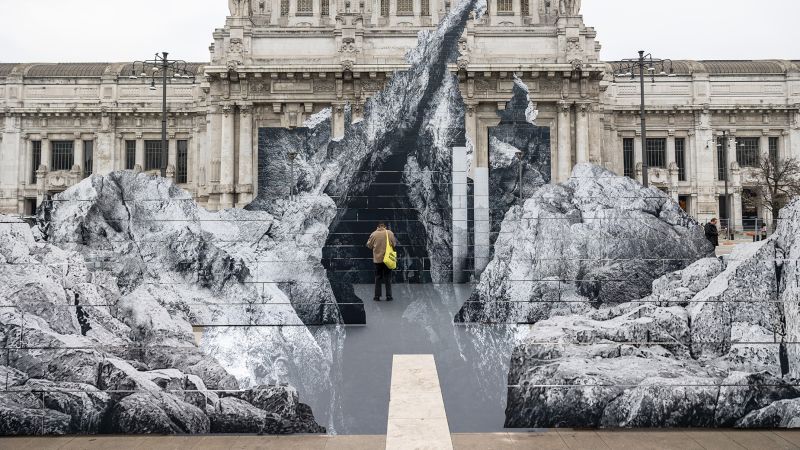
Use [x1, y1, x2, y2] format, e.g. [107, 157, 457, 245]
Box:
[2, 0, 800, 436]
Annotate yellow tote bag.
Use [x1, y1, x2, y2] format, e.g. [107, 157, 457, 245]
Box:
[383, 230, 397, 270]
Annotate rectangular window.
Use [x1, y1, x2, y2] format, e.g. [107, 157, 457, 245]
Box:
[736, 137, 760, 168]
[297, 0, 312, 14]
[176, 140, 189, 184]
[769, 137, 779, 164]
[31, 141, 42, 183]
[675, 138, 686, 182]
[144, 140, 162, 171]
[280, 0, 289, 16]
[521, 0, 529, 15]
[645, 138, 667, 168]
[497, 0, 513, 12]
[381, 0, 389, 16]
[83, 140, 94, 176]
[397, 0, 412, 13]
[421, 0, 430, 16]
[623, 138, 634, 178]
[125, 140, 136, 170]
[321, 0, 330, 16]
[51, 141, 74, 172]
[717, 137, 727, 181]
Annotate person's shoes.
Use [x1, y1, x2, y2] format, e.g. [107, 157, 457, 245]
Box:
[373, 297, 381, 302]
[386, 297, 394, 302]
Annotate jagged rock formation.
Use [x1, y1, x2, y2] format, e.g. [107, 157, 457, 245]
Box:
[503, 198, 800, 428]
[0, 214, 325, 435]
[457, 163, 713, 323]
[488, 78, 550, 249]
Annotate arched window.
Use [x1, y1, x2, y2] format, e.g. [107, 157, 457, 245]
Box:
[381, 0, 389, 16]
[280, 0, 289, 16]
[421, 0, 430, 15]
[297, 0, 313, 14]
[497, 0, 513, 13]
[521, 0, 529, 15]
[321, 0, 330, 15]
[397, 0, 413, 13]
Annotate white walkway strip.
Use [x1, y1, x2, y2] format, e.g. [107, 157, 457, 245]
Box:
[386, 354, 453, 450]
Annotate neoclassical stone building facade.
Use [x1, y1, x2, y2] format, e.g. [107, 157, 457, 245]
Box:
[1, 0, 798, 232]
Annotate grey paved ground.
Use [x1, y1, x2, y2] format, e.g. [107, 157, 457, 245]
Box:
[4, 430, 800, 449]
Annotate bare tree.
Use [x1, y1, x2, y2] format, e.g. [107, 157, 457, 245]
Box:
[747, 155, 800, 231]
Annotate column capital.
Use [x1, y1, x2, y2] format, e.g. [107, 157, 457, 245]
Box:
[558, 101, 572, 113]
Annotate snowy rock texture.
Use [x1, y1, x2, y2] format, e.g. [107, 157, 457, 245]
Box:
[457, 163, 714, 323]
[501, 197, 800, 428]
[0, 178, 326, 435]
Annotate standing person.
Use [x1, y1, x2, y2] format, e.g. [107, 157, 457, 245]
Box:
[367, 222, 398, 302]
[760, 224, 768, 241]
[704, 218, 720, 247]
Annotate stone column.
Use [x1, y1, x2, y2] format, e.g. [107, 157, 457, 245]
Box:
[575, 103, 589, 165]
[474, 166, 490, 276]
[760, 132, 770, 161]
[135, 134, 145, 171]
[168, 136, 177, 181]
[557, 101, 572, 182]
[41, 136, 51, 172]
[220, 104, 236, 210]
[25, 137, 34, 184]
[73, 134, 84, 177]
[452, 143, 469, 283]
[634, 131, 643, 184]
[237, 105, 254, 206]
[667, 132, 678, 201]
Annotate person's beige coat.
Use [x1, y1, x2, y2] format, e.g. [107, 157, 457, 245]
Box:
[367, 227, 398, 264]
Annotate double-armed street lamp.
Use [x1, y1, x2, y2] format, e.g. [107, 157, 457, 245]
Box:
[614, 51, 675, 188]
[129, 52, 196, 178]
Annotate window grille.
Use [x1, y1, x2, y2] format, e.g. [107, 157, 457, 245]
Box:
[51, 141, 74, 172]
[769, 137, 779, 164]
[125, 140, 136, 170]
[381, 0, 389, 16]
[421, 0, 430, 15]
[177, 140, 189, 184]
[280, 0, 289, 16]
[717, 137, 727, 181]
[321, 0, 330, 15]
[675, 138, 686, 182]
[521, 0, 529, 15]
[397, 0, 412, 13]
[83, 140, 94, 176]
[623, 138, 634, 178]
[736, 137, 760, 168]
[297, 0, 313, 14]
[145, 140, 163, 171]
[31, 141, 41, 183]
[645, 138, 667, 168]
[497, 0, 513, 13]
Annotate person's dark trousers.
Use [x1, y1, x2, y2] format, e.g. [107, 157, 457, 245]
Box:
[374, 263, 393, 300]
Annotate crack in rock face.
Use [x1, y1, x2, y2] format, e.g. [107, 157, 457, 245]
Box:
[248, 0, 486, 315]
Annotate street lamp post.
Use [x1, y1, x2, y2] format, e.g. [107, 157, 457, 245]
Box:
[287, 152, 298, 200]
[130, 53, 196, 178]
[614, 51, 675, 188]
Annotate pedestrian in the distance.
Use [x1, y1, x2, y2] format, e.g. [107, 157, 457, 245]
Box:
[704, 218, 720, 247]
[366, 222, 398, 302]
[760, 224, 768, 241]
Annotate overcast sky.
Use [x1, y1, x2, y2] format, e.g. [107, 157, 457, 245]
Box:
[0, 0, 797, 62]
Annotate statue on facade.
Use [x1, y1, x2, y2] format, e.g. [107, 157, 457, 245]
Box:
[558, 0, 581, 15]
[228, 0, 251, 17]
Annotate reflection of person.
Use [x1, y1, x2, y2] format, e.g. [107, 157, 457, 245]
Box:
[366, 222, 398, 302]
[704, 218, 720, 247]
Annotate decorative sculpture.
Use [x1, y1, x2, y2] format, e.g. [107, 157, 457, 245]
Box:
[558, 0, 581, 15]
[228, 0, 252, 16]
